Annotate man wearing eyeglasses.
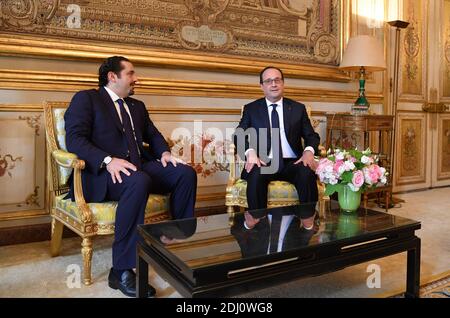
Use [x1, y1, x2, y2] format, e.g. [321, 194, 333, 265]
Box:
[234, 66, 320, 222]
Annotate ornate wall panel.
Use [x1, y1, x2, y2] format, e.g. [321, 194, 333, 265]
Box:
[437, 116, 450, 179]
[442, 0, 450, 99]
[0, 69, 383, 103]
[395, 112, 427, 185]
[0, 110, 46, 220]
[399, 0, 426, 100]
[0, 0, 347, 80]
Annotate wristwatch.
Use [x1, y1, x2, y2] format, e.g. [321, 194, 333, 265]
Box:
[102, 156, 112, 168]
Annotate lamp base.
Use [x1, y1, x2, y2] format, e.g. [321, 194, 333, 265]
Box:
[351, 105, 369, 115]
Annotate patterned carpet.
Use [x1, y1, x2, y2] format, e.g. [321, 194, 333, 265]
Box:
[390, 273, 450, 298]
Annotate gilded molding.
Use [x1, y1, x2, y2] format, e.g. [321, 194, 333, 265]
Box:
[0, 1, 343, 71]
[0, 69, 382, 103]
[0, 34, 350, 82]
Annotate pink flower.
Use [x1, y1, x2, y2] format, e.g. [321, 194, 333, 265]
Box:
[333, 160, 344, 174]
[352, 170, 364, 188]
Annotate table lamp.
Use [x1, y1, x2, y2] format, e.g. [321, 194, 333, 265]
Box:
[340, 35, 386, 114]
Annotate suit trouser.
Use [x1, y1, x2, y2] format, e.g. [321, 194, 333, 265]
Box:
[245, 159, 318, 210]
[106, 161, 197, 269]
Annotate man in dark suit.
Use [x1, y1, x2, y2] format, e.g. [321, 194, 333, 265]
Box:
[231, 208, 315, 258]
[234, 66, 320, 227]
[64, 56, 197, 297]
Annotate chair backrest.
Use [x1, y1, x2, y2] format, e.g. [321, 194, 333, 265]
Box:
[43, 101, 72, 194]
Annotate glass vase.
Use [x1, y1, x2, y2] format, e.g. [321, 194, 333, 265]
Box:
[338, 186, 362, 213]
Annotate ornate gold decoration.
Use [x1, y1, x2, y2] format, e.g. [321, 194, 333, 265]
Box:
[0, 0, 59, 31]
[0, 0, 341, 67]
[18, 114, 41, 136]
[81, 238, 93, 285]
[441, 119, 450, 173]
[402, 126, 418, 174]
[25, 186, 40, 206]
[0, 69, 379, 103]
[402, 1, 424, 95]
[443, 1, 450, 97]
[0, 151, 23, 178]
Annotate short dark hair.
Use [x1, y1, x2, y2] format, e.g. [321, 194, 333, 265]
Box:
[98, 56, 130, 87]
[259, 66, 284, 84]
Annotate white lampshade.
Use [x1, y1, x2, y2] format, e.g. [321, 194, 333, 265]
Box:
[340, 35, 386, 71]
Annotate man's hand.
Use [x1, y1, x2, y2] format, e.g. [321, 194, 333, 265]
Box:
[244, 212, 261, 229]
[106, 158, 137, 184]
[245, 149, 266, 173]
[294, 150, 318, 171]
[160, 151, 186, 167]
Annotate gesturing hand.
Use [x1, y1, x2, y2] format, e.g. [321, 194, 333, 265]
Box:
[294, 150, 318, 171]
[160, 151, 186, 167]
[106, 158, 137, 184]
[245, 149, 267, 173]
[244, 212, 261, 229]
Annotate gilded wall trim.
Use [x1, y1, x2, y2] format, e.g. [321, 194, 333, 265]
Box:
[0, 69, 382, 104]
[0, 0, 345, 78]
[0, 34, 350, 82]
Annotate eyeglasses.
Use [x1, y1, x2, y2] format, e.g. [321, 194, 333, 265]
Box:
[262, 77, 283, 85]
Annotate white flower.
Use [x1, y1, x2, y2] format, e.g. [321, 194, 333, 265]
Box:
[361, 155, 371, 164]
[343, 160, 355, 171]
[335, 152, 345, 161]
[348, 183, 360, 192]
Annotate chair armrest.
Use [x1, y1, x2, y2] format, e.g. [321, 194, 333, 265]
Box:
[51, 150, 93, 223]
[52, 149, 81, 168]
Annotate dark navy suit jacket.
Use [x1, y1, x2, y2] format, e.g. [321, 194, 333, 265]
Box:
[234, 97, 320, 179]
[64, 87, 169, 202]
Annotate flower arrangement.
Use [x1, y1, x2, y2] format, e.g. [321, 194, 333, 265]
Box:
[316, 148, 388, 196]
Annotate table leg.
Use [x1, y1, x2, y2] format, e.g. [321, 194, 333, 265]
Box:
[405, 238, 421, 298]
[385, 190, 390, 213]
[137, 244, 149, 298]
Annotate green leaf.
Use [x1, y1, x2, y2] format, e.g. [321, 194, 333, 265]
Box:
[341, 171, 353, 183]
[325, 183, 343, 196]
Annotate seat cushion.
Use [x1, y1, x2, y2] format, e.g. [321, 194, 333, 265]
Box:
[55, 193, 170, 229]
[226, 179, 300, 207]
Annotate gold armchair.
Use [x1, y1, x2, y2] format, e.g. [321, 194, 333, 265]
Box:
[44, 101, 171, 285]
[225, 106, 329, 217]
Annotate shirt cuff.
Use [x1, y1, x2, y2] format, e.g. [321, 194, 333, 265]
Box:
[243, 221, 251, 230]
[304, 146, 315, 155]
[245, 148, 255, 158]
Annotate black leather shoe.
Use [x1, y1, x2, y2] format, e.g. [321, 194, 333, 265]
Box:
[108, 268, 156, 297]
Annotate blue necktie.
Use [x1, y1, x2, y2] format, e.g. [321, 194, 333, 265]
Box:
[117, 99, 141, 170]
[270, 104, 284, 172]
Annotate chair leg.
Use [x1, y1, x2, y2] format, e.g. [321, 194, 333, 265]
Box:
[81, 237, 93, 285]
[50, 218, 64, 257]
[227, 205, 235, 226]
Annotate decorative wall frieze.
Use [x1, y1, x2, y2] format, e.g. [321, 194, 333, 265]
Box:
[0, 0, 341, 66]
[0, 69, 382, 103]
[0, 34, 350, 82]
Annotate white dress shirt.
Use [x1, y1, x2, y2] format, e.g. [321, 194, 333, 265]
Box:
[246, 97, 315, 158]
[267, 214, 294, 253]
[103, 86, 140, 155]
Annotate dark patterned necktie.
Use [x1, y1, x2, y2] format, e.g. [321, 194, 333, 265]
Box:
[269, 214, 282, 253]
[270, 104, 284, 172]
[117, 99, 141, 170]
